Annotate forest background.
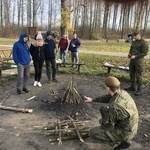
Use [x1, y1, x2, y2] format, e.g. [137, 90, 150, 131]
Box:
[0, 0, 150, 39]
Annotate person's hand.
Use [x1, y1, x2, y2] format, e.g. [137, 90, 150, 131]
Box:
[84, 96, 93, 102]
[72, 44, 75, 47]
[130, 55, 136, 59]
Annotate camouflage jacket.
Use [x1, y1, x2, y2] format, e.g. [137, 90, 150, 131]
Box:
[129, 39, 149, 59]
[93, 90, 139, 141]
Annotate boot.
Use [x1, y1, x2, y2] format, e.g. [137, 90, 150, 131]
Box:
[134, 87, 142, 96]
[114, 141, 131, 150]
[124, 86, 136, 91]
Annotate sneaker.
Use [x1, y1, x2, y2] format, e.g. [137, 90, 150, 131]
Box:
[23, 88, 30, 93]
[124, 86, 136, 91]
[17, 90, 22, 95]
[37, 82, 42, 87]
[114, 141, 131, 150]
[33, 81, 38, 86]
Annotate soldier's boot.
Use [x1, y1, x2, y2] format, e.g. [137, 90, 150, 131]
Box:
[114, 141, 131, 150]
[134, 87, 142, 96]
[124, 85, 136, 91]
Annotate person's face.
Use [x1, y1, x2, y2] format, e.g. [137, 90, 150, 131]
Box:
[106, 86, 110, 94]
[73, 34, 77, 38]
[36, 39, 42, 41]
[63, 35, 66, 39]
[47, 35, 51, 40]
[134, 34, 141, 40]
[23, 36, 28, 42]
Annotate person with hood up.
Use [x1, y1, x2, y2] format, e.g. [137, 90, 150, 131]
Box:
[44, 31, 57, 82]
[30, 32, 45, 87]
[12, 32, 31, 95]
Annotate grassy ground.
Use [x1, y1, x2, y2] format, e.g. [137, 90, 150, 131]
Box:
[0, 38, 150, 84]
[81, 39, 150, 54]
[57, 53, 150, 83]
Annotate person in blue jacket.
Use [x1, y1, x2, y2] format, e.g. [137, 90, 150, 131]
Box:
[12, 32, 31, 95]
[44, 31, 57, 82]
[68, 33, 81, 67]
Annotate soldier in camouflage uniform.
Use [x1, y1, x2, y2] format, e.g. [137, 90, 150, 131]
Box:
[84, 76, 139, 150]
[125, 31, 149, 96]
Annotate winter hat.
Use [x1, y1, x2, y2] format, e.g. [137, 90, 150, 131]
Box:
[46, 31, 52, 36]
[105, 76, 120, 87]
[35, 32, 43, 40]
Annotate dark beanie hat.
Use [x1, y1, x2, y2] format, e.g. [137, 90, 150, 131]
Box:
[105, 76, 120, 87]
[133, 31, 140, 36]
[46, 31, 52, 36]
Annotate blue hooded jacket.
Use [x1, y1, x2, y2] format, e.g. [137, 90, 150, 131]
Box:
[13, 32, 31, 65]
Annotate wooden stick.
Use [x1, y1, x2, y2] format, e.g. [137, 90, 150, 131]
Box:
[58, 122, 62, 145]
[0, 94, 10, 105]
[0, 105, 33, 113]
[68, 116, 84, 142]
[49, 133, 88, 142]
[27, 96, 36, 101]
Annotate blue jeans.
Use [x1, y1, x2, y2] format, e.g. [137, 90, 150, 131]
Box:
[59, 50, 67, 63]
[17, 63, 30, 92]
[71, 52, 79, 64]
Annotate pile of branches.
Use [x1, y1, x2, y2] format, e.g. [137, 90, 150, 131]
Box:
[62, 77, 83, 104]
[43, 116, 90, 145]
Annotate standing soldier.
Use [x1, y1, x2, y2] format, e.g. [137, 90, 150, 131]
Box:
[125, 31, 149, 96]
[84, 76, 139, 150]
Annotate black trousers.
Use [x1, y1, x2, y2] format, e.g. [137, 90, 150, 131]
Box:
[45, 58, 57, 80]
[33, 60, 44, 82]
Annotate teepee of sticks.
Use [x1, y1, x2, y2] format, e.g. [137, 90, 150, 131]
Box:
[62, 77, 82, 104]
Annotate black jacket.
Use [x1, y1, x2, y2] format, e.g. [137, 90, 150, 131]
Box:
[30, 44, 45, 61]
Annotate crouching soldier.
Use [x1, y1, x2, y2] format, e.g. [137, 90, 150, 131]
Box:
[84, 76, 139, 150]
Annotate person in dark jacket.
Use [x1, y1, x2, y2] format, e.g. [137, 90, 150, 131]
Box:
[68, 33, 81, 67]
[44, 31, 57, 82]
[12, 32, 31, 95]
[58, 34, 69, 64]
[30, 32, 45, 87]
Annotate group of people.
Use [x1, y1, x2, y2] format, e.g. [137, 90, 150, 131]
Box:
[12, 31, 81, 95]
[58, 32, 81, 66]
[12, 30, 148, 149]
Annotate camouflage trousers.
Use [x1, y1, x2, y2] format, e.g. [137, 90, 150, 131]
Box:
[129, 59, 144, 88]
[89, 126, 122, 146]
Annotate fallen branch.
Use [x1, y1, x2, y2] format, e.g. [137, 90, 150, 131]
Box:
[0, 94, 33, 113]
[0, 105, 33, 113]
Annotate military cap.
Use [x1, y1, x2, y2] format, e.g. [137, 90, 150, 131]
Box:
[133, 31, 140, 36]
[105, 76, 120, 87]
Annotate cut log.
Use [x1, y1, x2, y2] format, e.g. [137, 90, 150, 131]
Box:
[0, 105, 33, 113]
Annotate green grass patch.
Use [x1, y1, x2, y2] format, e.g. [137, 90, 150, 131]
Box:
[0, 38, 17, 45]
[57, 53, 150, 84]
[81, 40, 150, 54]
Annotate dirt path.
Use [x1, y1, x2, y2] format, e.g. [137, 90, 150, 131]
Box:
[0, 74, 149, 150]
[80, 50, 150, 59]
